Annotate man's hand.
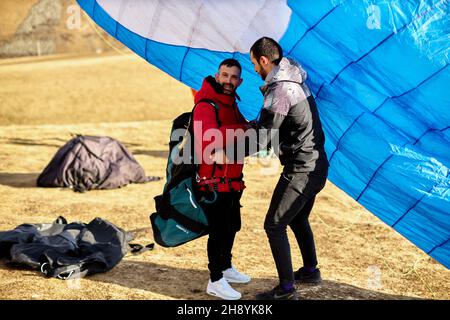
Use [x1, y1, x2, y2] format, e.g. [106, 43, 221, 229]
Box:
[248, 120, 258, 128]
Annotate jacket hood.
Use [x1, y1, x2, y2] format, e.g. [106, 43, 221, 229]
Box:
[194, 76, 237, 107]
[265, 57, 307, 86]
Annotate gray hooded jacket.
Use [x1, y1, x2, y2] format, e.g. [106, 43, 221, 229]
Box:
[257, 57, 329, 173]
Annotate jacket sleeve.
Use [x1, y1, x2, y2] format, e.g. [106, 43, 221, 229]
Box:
[254, 83, 290, 151]
[193, 103, 220, 164]
[193, 103, 249, 162]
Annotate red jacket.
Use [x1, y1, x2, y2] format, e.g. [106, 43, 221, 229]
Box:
[193, 76, 248, 191]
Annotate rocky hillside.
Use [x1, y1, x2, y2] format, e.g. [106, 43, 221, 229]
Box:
[0, 0, 127, 58]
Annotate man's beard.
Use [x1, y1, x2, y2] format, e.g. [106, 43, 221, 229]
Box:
[257, 63, 268, 80]
[221, 83, 235, 95]
[259, 68, 268, 81]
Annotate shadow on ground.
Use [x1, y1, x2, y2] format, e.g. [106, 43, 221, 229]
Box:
[132, 149, 169, 159]
[0, 137, 66, 148]
[91, 259, 421, 300]
[0, 255, 421, 300]
[0, 172, 39, 188]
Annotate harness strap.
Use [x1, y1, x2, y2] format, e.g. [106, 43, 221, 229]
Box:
[164, 205, 208, 234]
[197, 178, 245, 192]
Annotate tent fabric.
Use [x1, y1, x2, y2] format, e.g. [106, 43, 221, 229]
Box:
[37, 135, 160, 192]
[76, 0, 450, 268]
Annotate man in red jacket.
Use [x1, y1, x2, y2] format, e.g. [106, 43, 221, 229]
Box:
[193, 59, 251, 300]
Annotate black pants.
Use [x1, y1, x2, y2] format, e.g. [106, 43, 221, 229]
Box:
[264, 170, 327, 286]
[199, 191, 242, 282]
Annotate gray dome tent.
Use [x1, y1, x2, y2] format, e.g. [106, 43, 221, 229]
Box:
[37, 135, 160, 192]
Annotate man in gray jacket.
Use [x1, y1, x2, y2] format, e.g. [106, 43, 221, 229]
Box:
[249, 37, 329, 300]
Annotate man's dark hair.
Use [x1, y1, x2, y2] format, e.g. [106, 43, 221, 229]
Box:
[250, 37, 283, 65]
[219, 58, 242, 73]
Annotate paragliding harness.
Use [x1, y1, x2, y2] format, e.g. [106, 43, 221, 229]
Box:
[0, 216, 154, 281]
[150, 99, 224, 247]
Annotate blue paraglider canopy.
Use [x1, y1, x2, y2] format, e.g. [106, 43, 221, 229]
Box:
[77, 0, 450, 269]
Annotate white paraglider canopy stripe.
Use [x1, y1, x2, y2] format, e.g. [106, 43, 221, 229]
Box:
[97, 0, 292, 53]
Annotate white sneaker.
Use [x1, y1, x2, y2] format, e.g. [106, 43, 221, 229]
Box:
[223, 266, 251, 284]
[206, 278, 241, 300]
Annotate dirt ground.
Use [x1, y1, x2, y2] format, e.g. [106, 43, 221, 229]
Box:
[0, 54, 449, 300]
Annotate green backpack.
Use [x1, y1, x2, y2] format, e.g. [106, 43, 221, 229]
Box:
[150, 100, 220, 247]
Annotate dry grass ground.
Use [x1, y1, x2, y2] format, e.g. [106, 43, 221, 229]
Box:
[0, 54, 449, 300]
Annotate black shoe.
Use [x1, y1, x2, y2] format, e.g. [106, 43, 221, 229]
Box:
[255, 285, 299, 300]
[294, 267, 322, 284]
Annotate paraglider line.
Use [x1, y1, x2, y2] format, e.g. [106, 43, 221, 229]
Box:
[428, 237, 450, 255]
[144, 39, 149, 62]
[327, 63, 448, 165]
[356, 63, 449, 201]
[180, 2, 204, 82]
[83, 7, 128, 56]
[179, 48, 191, 82]
[327, 112, 364, 163]
[356, 153, 397, 202]
[316, 26, 408, 98]
[358, 124, 450, 205]
[287, 5, 340, 55]
[316, 0, 447, 100]
[372, 63, 449, 115]
[329, 30, 398, 85]
[314, 83, 325, 99]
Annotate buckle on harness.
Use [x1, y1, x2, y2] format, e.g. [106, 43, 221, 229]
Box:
[197, 176, 244, 192]
[40, 262, 49, 275]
